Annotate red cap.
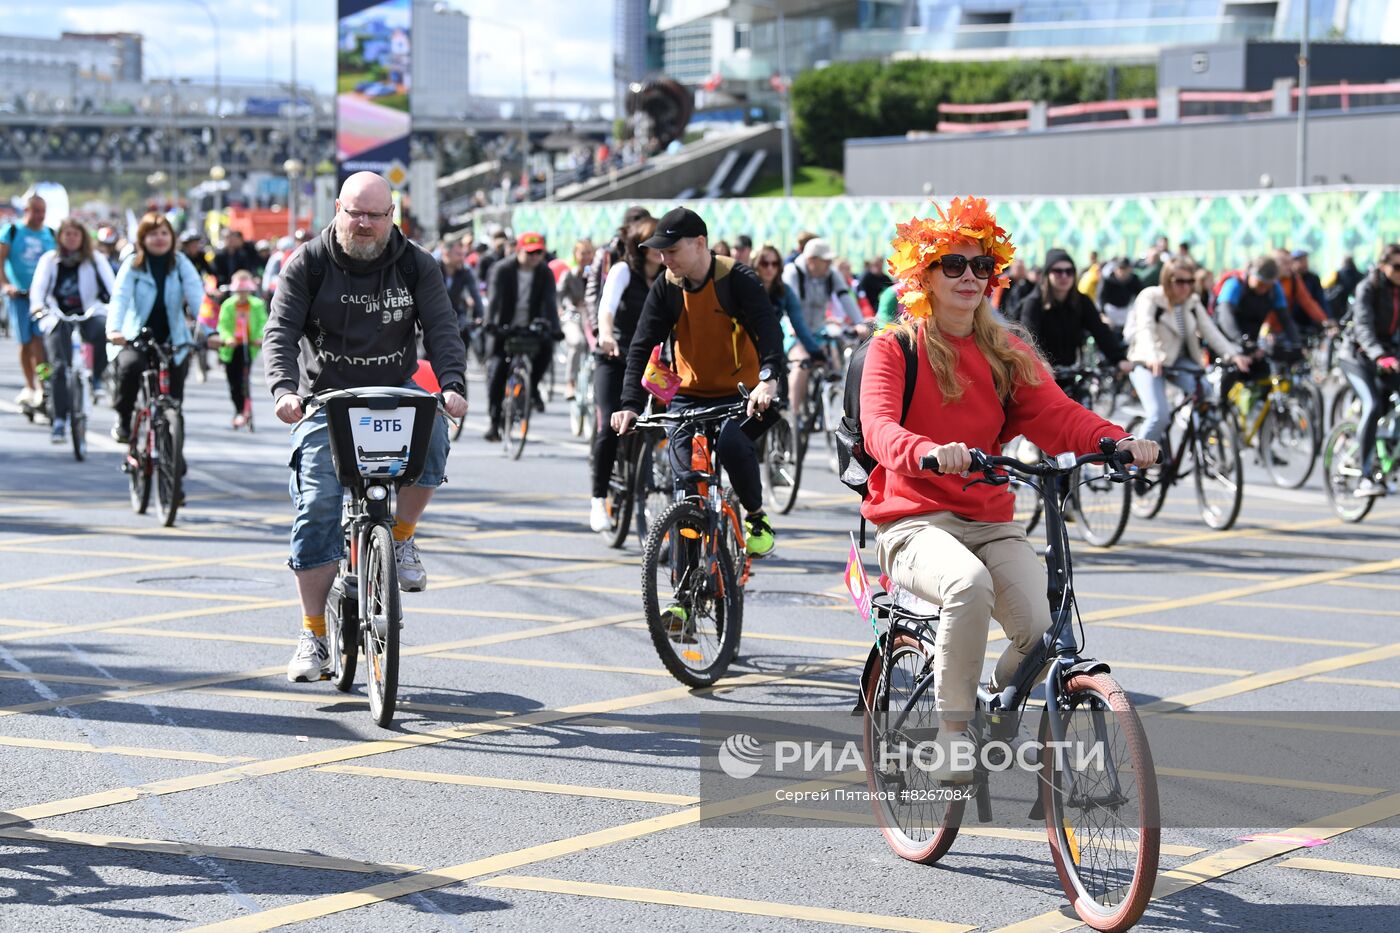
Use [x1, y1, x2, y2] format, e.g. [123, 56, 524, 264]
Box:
[517, 232, 545, 252]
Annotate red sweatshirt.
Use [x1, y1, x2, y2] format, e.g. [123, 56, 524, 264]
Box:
[860, 325, 1129, 525]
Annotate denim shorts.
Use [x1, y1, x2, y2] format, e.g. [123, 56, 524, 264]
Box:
[286, 390, 450, 571]
[7, 296, 37, 343]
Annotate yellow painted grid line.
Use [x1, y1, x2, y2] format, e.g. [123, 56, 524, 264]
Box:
[1278, 856, 1400, 881]
[0, 734, 254, 764]
[1156, 766, 1389, 797]
[316, 765, 702, 807]
[476, 875, 973, 933]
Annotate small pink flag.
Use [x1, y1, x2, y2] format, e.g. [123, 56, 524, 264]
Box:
[845, 534, 874, 629]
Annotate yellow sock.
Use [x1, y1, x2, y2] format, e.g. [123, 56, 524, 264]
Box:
[392, 519, 417, 542]
[303, 613, 326, 638]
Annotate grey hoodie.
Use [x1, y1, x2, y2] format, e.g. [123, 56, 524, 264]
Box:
[264, 226, 466, 399]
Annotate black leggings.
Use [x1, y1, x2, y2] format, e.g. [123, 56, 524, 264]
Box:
[113, 345, 188, 431]
[42, 316, 108, 422]
[486, 344, 553, 426]
[1340, 357, 1400, 477]
[226, 346, 250, 414]
[590, 355, 627, 498]
[666, 394, 763, 514]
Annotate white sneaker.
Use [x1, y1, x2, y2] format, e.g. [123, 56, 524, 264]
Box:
[922, 728, 978, 784]
[589, 497, 610, 533]
[394, 535, 427, 592]
[1355, 477, 1389, 498]
[287, 631, 330, 683]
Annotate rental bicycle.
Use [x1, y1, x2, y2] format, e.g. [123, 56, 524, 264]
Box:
[635, 396, 774, 686]
[859, 440, 1159, 933]
[1127, 364, 1244, 530]
[123, 330, 189, 527]
[310, 386, 445, 728]
[1322, 387, 1400, 523]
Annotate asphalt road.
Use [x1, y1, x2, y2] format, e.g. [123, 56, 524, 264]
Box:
[1, 346, 1397, 932]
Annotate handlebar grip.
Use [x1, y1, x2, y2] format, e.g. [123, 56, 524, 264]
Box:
[919, 452, 941, 474]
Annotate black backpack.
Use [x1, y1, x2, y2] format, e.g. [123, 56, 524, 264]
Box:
[833, 330, 918, 545]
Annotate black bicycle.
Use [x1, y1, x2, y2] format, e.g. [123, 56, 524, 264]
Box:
[309, 386, 445, 728]
[859, 440, 1159, 933]
[493, 320, 558, 460]
[38, 304, 101, 460]
[123, 330, 188, 527]
[1127, 364, 1244, 530]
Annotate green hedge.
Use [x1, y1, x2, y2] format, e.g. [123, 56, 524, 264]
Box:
[791, 59, 1157, 169]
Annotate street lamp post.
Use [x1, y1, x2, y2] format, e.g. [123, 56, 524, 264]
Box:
[190, 0, 223, 214]
[285, 159, 304, 238]
[1296, 0, 1311, 188]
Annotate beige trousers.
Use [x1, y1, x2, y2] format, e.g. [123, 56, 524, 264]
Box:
[875, 512, 1051, 715]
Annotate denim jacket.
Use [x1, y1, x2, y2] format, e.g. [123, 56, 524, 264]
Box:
[108, 251, 203, 363]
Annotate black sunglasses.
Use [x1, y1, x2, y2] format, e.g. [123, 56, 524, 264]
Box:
[936, 254, 998, 280]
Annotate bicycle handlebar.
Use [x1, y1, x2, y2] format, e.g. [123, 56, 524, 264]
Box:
[635, 399, 749, 429]
[919, 437, 1142, 480]
[298, 386, 449, 425]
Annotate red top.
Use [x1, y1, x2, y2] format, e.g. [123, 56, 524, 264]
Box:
[860, 324, 1128, 525]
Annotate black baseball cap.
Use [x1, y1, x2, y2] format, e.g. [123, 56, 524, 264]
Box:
[641, 207, 707, 250]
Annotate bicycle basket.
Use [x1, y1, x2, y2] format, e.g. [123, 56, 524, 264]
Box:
[323, 390, 440, 488]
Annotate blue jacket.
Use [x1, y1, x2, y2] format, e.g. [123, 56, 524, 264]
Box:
[108, 252, 203, 363]
[774, 281, 821, 354]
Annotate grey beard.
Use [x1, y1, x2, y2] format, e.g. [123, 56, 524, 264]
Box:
[336, 223, 390, 261]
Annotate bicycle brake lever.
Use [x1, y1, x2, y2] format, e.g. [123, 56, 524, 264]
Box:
[962, 475, 1008, 492]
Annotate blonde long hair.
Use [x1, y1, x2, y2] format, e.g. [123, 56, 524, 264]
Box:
[894, 298, 1044, 404]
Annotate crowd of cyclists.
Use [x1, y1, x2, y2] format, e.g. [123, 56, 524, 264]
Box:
[5, 185, 1400, 680]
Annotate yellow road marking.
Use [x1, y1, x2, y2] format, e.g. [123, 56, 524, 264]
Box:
[1094, 620, 1375, 649]
[0, 548, 286, 593]
[1144, 642, 1400, 712]
[1307, 675, 1400, 690]
[1131, 516, 1342, 549]
[1100, 660, 1254, 677]
[1224, 598, 1400, 618]
[429, 652, 673, 678]
[987, 792, 1400, 933]
[0, 734, 253, 764]
[0, 599, 295, 645]
[1278, 856, 1400, 881]
[475, 875, 974, 933]
[618, 622, 871, 649]
[1156, 766, 1388, 797]
[35, 583, 275, 604]
[408, 607, 571, 623]
[181, 771, 870, 933]
[316, 765, 702, 806]
[1160, 711, 1400, 738]
[0, 618, 59, 629]
[762, 807, 1208, 856]
[0, 827, 420, 874]
[497, 578, 639, 596]
[0, 670, 142, 687]
[1326, 579, 1400, 594]
[0, 665, 285, 718]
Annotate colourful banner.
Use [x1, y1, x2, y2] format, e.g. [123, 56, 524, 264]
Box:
[513, 187, 1400, 281]
[337, 0, 412, 188]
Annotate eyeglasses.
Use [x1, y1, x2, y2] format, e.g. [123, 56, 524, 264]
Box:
[1048, 266, 1075, 278]
[757, 259, 780, 268]
[1171, 277, 1196, 286]
[343, 208, 393, 223]
[936, 254, 997, 280]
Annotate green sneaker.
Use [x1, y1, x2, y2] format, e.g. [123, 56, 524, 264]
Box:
[745, 513, 775, 557]
[661, 604, 696, 644]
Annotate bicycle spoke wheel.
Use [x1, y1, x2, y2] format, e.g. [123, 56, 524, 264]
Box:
[503, 374, 529, 460]
[823, 380, 844, 476]
[1193, 412, 1244, 530]
[362, 525, 401, 727]
[1322, 421, 1376, 523]
[154, 406, 184, 527]
[1329, 384, 1360, 431]
[1005, 437, 1043, 532]
[1259, 391, 1318, 488]
[604, 444, 635, 549]
[1125, 417, 1169, 521]
[127, 408, 152, 515]
[1041, 673, 1159, 933]
[1069, 464, 1131, 548]
[640, 500, 741, 687]
[763, 414, 803, 515]
[327, 574, 358, 692]
[861, 632, 963, 863]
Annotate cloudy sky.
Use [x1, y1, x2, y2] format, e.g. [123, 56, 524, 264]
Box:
[4, 0, 613, 99]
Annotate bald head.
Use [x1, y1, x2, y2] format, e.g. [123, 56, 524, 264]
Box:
[23, 195, 46, 228]
[338, 172, 392, 211]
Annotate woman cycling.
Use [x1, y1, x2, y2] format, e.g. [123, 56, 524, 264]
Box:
[754, 243, 819, 387]
[30, 218, 116, 444]
[1341, 243, 1400, 497]
[861, 197, 1157, 782]
[107, 211, 203, 443]
[1125, 255, 1251, 454]
[588, 217, 663, 532]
